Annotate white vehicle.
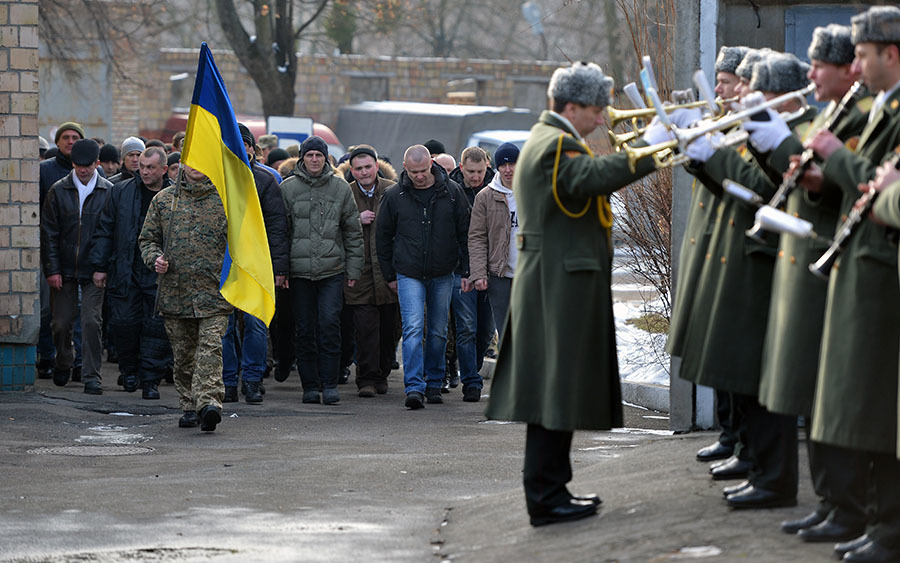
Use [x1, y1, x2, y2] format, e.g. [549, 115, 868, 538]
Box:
[466, 130, 530, 156]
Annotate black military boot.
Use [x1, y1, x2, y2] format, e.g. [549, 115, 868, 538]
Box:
[223, 386, 238, 403]
[242, 381, 263, 404]
[142, 381, 160, 400]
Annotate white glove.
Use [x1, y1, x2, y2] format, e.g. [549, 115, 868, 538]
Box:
[742, 108, 791, 152]
[641, 119, 674, 145]
[685, 132, 724, 163]
[667, 107, 702, 129]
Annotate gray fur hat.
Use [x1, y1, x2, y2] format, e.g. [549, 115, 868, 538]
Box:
[547, 62, 614, 108]
[715, 46, 750, 74]
[750, 52, 811, 93]
[808, 24, 855, 65]
[851, 6, 900, 45]
[734, 48, 771, 81]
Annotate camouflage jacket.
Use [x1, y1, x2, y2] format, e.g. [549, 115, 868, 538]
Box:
[138, 178, 233, 318]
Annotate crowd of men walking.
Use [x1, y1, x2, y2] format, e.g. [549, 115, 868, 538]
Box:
[37, 119, 519, 430]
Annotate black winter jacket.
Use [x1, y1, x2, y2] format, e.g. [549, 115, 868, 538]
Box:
[41, 172, 113, 282]
[251, 162, 290, 276]
[449, 165, 495, 207]
[376, 163, 470, 281]
[39, 154, 73, 212]
[88, 176, 170, 295]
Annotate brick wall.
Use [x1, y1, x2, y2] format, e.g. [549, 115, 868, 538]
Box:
[0, 0, 39, 390]
[151, 50, 561, 133]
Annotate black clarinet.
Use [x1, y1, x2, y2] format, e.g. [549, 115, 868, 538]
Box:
[746, 82, 865, 243]
[809, 149, 900, 280]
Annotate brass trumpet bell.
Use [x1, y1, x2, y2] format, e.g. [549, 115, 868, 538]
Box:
[623, 139, 678, 173]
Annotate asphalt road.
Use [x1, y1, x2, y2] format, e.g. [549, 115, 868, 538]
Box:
[0, 363, 834, 562]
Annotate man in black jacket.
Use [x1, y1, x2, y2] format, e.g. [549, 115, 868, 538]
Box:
[37, 121, 85, 379]
[376, 145, 470, 409]
[41, 139, 112, 394]
[219, 125, 290, 404]
[89, 147, 173, 399]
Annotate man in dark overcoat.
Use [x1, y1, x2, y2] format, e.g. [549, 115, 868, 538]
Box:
[485, 62, 681, 526]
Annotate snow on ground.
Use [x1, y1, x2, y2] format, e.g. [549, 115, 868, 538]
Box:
[614, 299, 670, 386]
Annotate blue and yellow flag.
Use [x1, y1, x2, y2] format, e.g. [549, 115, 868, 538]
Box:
[182, 43, 275, 325]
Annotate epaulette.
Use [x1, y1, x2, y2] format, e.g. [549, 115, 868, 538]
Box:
[845, 136, 860, 153]
[856, 96, 874, 113]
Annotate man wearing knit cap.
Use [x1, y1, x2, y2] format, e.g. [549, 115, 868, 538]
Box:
[484, 61, 674, 526]
[37, 121, 86, 380]
[684, 45, 752, 470]
[108, 136, 145, 185]
[800, 6, 900, 561]
[750, 24, 873, 543]
[468, 142, 519, 343]
[98, 144, 121, 179]
[423, 139, 446, 157]
[41, 139, 113, 395]
[280, 135, 363, 405]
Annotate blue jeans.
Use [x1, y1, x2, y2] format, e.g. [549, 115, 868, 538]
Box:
[222, 310, 268, 386]
[451, 274, 483, 390]
[397, 273, 453, 394]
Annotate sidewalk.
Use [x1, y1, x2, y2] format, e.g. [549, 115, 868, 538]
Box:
[0, 364, 828, 562]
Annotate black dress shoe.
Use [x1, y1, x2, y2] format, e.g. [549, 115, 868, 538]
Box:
[52, 368, 71, 387]
[843, 538, 900, 562]
[835, 535, 871, 559]
[697, 441, 734, 462]
[178, 411, 199, 428]
[83, 381, 103, 395]
[123, 373, 139, 393]
[274, 366, 290, 382]
[530, 499, 598, 527]
[781, 510, 827, 534]
[571, 494, 602, 506]
[726, 485, 796, 509]
[798, 518, 865, 543]
[722, 480, 751, 498]
[199, 405, 221, 432]
[142, 382, 160, 400]
[711, 457, 753, 481]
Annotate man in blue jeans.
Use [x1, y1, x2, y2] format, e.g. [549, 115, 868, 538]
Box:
[376, 145, 473, 409]
[221, 125, 290, 404]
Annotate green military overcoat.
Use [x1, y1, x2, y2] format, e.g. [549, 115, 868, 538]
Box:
[757, 99, 870, 417]
[485, 111, 655, 431]
[677, 146, 779, 396]
[666, 175, 719, 359]
[872, 177, 900, 458]
[811, 88, 900, 454]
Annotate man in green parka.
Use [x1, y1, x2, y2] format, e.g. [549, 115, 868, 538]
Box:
[485, 62, 685, 527]
[800, 6, 900, 561]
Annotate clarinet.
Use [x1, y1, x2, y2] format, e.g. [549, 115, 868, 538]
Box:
[746, 82, 865, 243]
[809, 149, 900, 280]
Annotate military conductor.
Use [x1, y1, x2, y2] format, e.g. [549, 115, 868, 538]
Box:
[485, 62, 670, 526]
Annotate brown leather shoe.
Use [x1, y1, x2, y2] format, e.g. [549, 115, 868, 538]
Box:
[358, 385, 376, 398]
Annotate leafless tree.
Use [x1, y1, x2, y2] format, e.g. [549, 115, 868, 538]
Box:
[214, 0, 328, 118]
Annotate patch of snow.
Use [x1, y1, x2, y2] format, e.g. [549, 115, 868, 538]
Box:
[614, 299, 670, 386]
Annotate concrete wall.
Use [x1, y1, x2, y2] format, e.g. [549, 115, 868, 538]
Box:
[0, 0, 40, 391]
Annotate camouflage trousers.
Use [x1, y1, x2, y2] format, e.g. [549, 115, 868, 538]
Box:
[164, 315, 229, 413]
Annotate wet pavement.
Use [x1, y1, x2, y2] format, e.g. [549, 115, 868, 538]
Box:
[0, 363, 833, 562]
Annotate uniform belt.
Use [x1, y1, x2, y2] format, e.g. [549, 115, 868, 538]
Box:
[516, 232, 541, 250]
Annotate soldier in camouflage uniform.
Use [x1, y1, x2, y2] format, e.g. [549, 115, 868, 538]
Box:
[138, 164, 233, 432]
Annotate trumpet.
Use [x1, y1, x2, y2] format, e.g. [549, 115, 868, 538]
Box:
[626, 83, 816, 172]
[606, 100, 712, 130]
[608, 129, 642, 151]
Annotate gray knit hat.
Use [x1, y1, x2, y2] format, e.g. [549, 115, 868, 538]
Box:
[120, 136, 145, 156]
[715, 46, 750, 74]
[547, 62, 614, 108]
[750, 53, 811, 93]
[808, 24, 855, 65]
[851, 6, 900, 45]
[735, 48, 773, 81]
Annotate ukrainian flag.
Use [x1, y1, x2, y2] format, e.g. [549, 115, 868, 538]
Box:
[182, 43, 275, 325]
